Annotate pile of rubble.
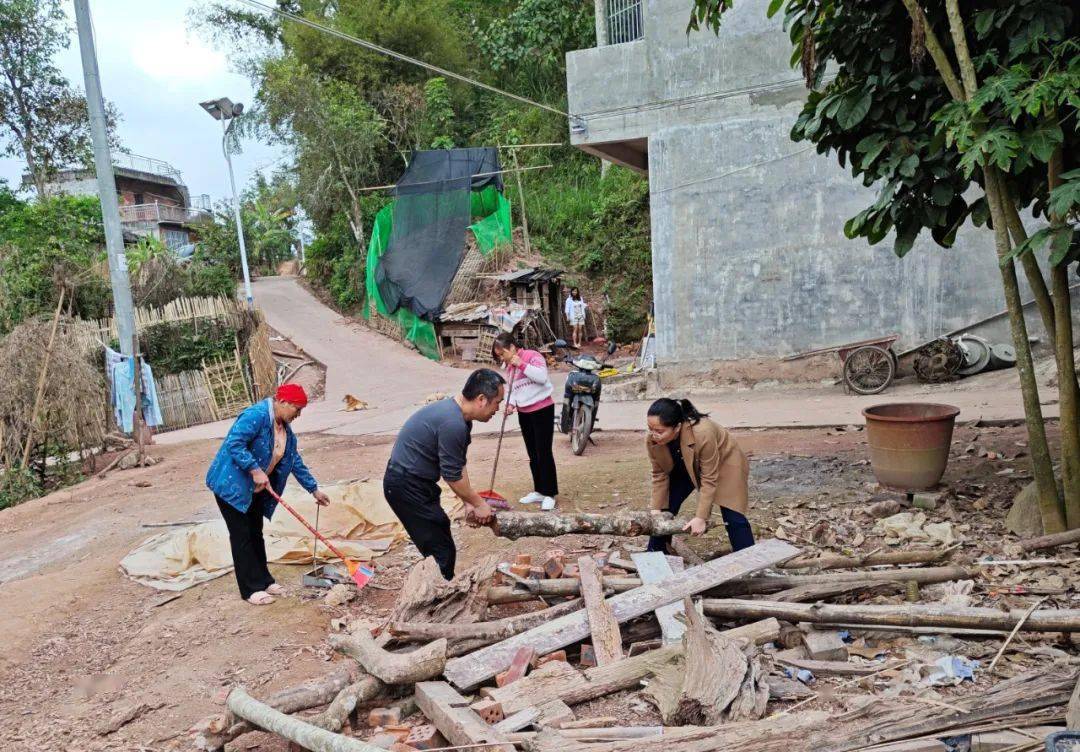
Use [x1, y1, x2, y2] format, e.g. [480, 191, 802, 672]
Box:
[190, 510, 1080, 752]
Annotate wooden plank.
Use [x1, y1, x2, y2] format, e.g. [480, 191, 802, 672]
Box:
[476, 619, 781, 716]
[632, 552, 685, 644]
[414, 682, 514, 751]
[494, 707, 540, 733]
[444, 539, 798, 689]
[577, 556, 623, 666]
[774, 656, 891, 677]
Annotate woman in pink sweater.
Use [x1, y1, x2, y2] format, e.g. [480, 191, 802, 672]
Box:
[493, 332, 559, 510]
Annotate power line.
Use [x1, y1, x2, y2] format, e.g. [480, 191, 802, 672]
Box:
[232, 0, 572, 120]
[653, 146, 816, 196]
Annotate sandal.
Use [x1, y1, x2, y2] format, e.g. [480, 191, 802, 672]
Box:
[247, 591, 275, 606]
[266, 583, 285, 596]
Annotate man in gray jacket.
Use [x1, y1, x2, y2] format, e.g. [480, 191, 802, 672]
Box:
[384, 368, 505, 579]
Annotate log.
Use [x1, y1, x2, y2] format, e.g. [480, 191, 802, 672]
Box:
[476, 619, 781, 715]
[488, 577, 640, 604]
[493, 511, 684, 540]
[329, 632, 447, 684]
[509, 726, 665, 743]
[707, 566, 969, 596]
[443, 540, 798, 688]
[192, 666, 359, 751]
[307, 676, 386, 732]
[648, 598, 748, 725]
[771, 581, 904, 603]
[389, 555, 498, 625]
[226, 686, 383, 752]
[670, 537, 706, 566]
[1020, 527, 1080, 552]
[701, 599, 1080, 632]
[775, 656, 891, 677]
[578, 555, 624, 665]
[487, 566, 964, 604]
[414, 682, 515, 752]
[389, 599, 583, 642]
[779, 549, 950, 570]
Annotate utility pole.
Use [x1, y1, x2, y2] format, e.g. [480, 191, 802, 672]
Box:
[73, 0, 137, 356]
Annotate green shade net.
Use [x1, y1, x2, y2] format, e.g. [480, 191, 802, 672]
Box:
[363, 185, 512, 361]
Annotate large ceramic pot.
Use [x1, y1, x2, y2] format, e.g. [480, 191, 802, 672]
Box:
[862, 403, 960, 490]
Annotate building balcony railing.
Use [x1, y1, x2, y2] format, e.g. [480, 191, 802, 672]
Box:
[112, 152, 184, 183]
[605, 0, 643, 45]
[119, 202, 210, 225]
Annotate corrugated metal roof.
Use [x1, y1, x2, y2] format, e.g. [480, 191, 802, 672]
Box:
[482, 267, 563, 283]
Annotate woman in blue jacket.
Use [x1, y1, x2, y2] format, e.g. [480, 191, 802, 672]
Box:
[206, 383, 329, 605]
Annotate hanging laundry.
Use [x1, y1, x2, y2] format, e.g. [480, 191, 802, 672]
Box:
[105, 347, 163, 433]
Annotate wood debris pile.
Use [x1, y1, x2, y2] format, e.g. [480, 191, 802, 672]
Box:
[189, 511, 1080, 752]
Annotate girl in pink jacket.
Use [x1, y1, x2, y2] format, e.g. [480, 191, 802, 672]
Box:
[493, 332, 559, 510]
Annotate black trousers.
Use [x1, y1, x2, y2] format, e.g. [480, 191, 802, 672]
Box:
[518, 403, 558, 497]
[645, 470, 755, 553]
[216, 492, 275, 600]
[384, 464, 456, 580]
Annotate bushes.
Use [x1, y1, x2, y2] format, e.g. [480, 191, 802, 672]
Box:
[0, 467, 42, 511]
[138, 320, 238, 376]
[306, 212, 369, 312]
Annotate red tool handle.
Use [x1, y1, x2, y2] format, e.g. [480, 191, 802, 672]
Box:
[263, 486, 350, 563]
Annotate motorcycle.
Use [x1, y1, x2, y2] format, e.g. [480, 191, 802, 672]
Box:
[555, 339, 617, 455]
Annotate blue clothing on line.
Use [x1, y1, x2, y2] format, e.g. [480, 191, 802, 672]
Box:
[105, 347, 163, 432]
[205, 398, 319, 519]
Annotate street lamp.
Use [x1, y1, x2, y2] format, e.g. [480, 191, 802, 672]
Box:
[200, 97, 254, 309]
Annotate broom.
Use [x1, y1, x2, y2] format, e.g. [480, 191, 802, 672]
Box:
[264, 487, 374, 589]
[478, 370, 517, 509]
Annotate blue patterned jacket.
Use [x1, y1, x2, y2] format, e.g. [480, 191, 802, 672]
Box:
[205, 399, 319, 518]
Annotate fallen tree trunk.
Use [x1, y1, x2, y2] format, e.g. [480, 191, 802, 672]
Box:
[192, 665, 359, 751]
[328, 632, 447, 684]
[702, 599, 1080, 632]
[226, 687, 383, 752]
[487, 565, 965, 604]
[389, 599, 583, 642]
[493, 511, 684, 540]
[307, 676, 386, 732]
[779, 548, 951, 570]
[1021, 527, 1080, 553]
[707, 566, 969, 596]
[488, 578, 639, 604]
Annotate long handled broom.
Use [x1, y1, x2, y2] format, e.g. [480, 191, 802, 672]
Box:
[478, 371, 516, 509]
[264, 487, 373, 589]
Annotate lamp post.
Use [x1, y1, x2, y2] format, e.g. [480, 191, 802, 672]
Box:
[200, 97, 254, 309]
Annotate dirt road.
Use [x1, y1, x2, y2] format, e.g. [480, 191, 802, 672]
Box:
[161, 276, 1056, 448]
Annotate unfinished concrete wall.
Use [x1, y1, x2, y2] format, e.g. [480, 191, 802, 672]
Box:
[568, 0, 1064, 365]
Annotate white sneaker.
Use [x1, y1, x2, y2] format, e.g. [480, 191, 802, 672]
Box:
[519, 492, 544, 505]
[541, 496, 557, 511]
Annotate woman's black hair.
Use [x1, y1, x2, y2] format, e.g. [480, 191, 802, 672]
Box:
[570, 287, 581, 299]
[492, 331, 518, 358]
[647, 397, 708, 427]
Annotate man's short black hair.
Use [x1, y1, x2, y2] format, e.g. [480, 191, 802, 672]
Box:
[462, 368, 505, 400]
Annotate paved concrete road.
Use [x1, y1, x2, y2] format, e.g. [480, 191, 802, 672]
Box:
[160, 276, 1054, 445]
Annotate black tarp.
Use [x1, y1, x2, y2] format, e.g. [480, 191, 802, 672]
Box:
[375, 148, 504, 320]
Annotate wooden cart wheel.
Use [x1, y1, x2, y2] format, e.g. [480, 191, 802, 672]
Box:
[843, 345, 895, 395]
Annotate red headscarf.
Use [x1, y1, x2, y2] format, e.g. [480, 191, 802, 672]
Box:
[275, 383, 308, 408]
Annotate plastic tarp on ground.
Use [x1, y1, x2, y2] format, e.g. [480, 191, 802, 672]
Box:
[364, 148, 513, 360]
[119, 479, 463, 591]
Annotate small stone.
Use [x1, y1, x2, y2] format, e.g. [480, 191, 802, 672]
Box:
[869, 500, 903, 518]
[324, 584, 354, 606]
[911, 492, 940, 510]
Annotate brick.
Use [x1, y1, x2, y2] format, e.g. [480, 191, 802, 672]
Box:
[496, 646, 535, 686]
[800, 630, 848, 662]
[509, 563, 531, 578]
[404, 724, 445, 751]
[579, 643, 597, 668]
[543, 555, 565, 579]
[389, 745, 419, 752]
[562, 564, 580, 579]
[368, 707, 403, 728]
[382, 726, 412, 742]
[514, 553, 532, 566]
[532, 649, 568, 668]
[528, 566, 545, 581]
[473, 698, 504, 724]
[592, 552, 610, 568]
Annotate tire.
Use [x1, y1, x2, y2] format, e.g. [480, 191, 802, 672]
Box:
[571, 404, 594, 456]
[559, 401, 571, 434]
[843, 345, 896, 395]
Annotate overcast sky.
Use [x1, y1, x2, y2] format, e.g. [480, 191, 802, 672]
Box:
[0, 0, 287, 204]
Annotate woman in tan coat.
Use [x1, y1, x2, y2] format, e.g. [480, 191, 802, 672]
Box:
[645, 398, 753, 553]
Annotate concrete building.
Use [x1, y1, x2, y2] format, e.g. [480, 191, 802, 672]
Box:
[566, 0, 1054, 369]
[37, 153, 210, 250]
